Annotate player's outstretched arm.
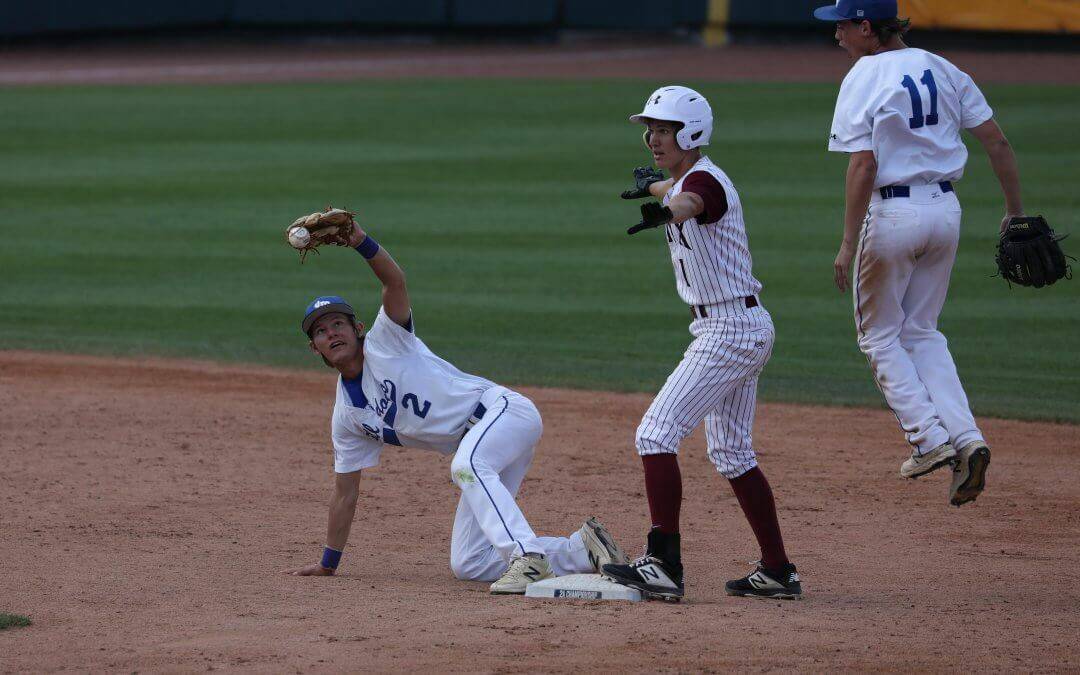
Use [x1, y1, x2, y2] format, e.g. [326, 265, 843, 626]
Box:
[649, 178, 675, 199]
[968, 119, 1024, 232]
[666, 191, 704, 224]
[345, 224, 411, 328]
[620, 166, 672, 200]
[285, 470, 363, 576]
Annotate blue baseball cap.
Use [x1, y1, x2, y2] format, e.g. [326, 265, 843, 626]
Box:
[813, 0, 897, 21]
[302, 295, 355, 336]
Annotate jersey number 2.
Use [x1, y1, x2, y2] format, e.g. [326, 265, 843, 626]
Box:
[901, 69, 939, 129]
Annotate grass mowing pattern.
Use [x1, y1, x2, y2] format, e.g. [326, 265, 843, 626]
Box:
[0, 613, 32, 629]
[0, 80, 1076, 422]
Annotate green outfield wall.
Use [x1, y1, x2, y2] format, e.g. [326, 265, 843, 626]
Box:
[2, 0, 1075, 38]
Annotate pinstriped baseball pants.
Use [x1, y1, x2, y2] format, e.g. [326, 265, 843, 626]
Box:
[636, 304, 775, 478]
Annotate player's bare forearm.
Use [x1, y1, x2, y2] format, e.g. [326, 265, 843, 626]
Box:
[326, 471, 362, 551]
[667, 191, 705, 224]
[367, 247, 410, 327]
[347, 225, 411, 326]
[834, 151, 876, 292]
[843, 151, 877, 245]
[649, 178, 674, 199]
[969, 119, 1023, 218]
[364, 244, 407, 293]
[285, 471, 361, 576]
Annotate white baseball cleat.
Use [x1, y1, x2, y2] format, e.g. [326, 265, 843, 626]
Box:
[900, 443, 957, 479]
[950, 442, 990, 506]
[579, 516, 630, 572]
[489, 554, 553, 595]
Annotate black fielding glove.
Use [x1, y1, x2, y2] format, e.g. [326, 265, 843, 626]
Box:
[995, 215, 1072, 288]
[621, 166, 666, 200]
[627, 202, 674, 235]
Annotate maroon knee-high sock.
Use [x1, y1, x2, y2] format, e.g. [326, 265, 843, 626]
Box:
[642, 453, 681, 534]
[728, 466, 789, 570]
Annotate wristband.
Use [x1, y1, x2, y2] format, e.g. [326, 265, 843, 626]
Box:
[320, 546, 343, 570]
[355, 236, 380, 260]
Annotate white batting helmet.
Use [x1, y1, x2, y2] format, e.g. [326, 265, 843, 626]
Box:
[629, 86, 713, 150]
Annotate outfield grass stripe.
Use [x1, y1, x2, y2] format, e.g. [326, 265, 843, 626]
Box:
[1, 80, 1076, 423]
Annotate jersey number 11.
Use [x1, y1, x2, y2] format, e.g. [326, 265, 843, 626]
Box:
[901, 69, 939, 129]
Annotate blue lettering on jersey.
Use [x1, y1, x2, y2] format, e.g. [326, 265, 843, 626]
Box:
[376, 379, 398, 425]
[902, 69, 939, 129]
[403, 393, 431, 418]
[375, 379, 403, 445]
[360, 422, 381, 442]
[373, 379, 431, 446]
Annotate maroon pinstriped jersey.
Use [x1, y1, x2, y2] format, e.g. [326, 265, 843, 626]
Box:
[662, 157, 762, 306]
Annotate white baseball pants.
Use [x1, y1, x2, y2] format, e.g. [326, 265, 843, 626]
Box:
[854, 185, 984, 454]
[448, 386, 592, 582]
[636, 301, 775, 479]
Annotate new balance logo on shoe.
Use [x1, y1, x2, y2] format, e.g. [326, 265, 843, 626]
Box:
[748, 572, 785, 590]
[490, 555, 554, 594]
[726, 562, 802, 600]
[638, 565, 661, 582]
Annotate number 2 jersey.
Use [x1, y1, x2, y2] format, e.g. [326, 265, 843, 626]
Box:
[330, 307, 494, 473]
[827, 47, 993, 187]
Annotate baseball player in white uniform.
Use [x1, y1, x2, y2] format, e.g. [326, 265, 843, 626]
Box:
[600, 86, 802, 601]
[815, 0, 1024, 505]
[284, 219, 628, 593]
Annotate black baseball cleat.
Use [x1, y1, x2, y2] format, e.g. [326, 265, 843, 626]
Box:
[602, 555, 684, 601]
[725, 561, 802, 600]
[601, 528, 684, 601]
[950, 442, 991, 507]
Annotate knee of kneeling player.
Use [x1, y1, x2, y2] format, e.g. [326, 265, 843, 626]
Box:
[450, 455, 486, 489]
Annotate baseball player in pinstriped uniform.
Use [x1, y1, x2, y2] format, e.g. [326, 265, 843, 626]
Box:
[816, 0, 1018, 505]
[601, 86, 802, 601]
[284, 219, 628, 593]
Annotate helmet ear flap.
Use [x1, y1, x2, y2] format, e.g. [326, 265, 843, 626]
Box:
[642, 128, 652, 151]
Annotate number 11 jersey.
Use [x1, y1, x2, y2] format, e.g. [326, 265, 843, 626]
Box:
[827, 47, 993, 188]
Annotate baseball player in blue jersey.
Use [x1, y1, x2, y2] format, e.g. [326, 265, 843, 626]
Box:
[600, 86, 802, 601]
[283, 218, 628, 593]
[815, 0, 1022, 505]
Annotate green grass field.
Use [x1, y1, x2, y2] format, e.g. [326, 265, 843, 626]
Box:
[1, 80, 1076, 421]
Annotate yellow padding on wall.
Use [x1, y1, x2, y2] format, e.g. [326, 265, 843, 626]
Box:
[901, 0, 1080, 33]
[704, 0, 731, 46]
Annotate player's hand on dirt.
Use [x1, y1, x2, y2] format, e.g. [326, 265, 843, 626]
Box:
[621, 166, 666, 199]
[284, 562, 336, 576]
[627, 202, 674, 235]
[834, 241, 857, 292]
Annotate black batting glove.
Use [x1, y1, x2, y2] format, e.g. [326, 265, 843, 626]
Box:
[627, 202, 674, 235]
[621, 166, 666, 200]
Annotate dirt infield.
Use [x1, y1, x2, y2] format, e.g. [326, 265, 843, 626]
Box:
[1, 351, 1078, 672]
[0, 41, 1078, 85]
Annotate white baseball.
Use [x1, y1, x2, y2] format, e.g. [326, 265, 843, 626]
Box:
[288, 227, 311, 249]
